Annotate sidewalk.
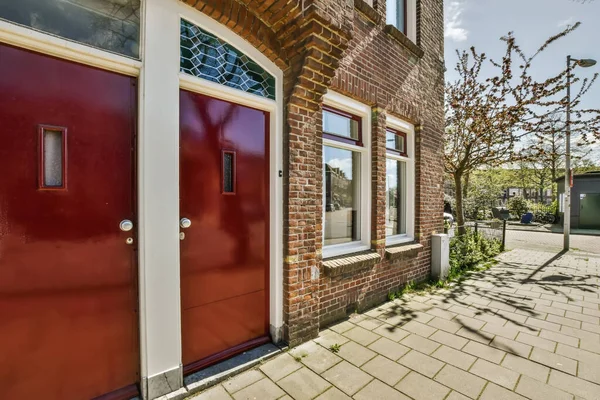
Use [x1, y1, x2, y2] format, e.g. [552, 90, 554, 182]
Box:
[191, 249, 600, 400]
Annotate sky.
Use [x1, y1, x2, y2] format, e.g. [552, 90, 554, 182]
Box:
[444, 0, 600, 158]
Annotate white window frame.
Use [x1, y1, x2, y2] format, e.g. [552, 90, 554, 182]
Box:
[322, 91, 372, 259]
[386, 0, 417, 43]
[385, 115, 415, 246]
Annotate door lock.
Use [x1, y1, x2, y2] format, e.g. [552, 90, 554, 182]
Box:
[180, 218, 192, 229]
[120, 219, 134, 232]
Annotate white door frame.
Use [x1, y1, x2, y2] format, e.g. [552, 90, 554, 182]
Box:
[0, 1, 284, 398]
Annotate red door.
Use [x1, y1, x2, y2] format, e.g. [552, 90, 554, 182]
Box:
[180, 90, 270, 373]
[0, 44, 139, 400]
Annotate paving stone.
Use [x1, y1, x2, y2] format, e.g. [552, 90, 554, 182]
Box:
[342, 326, 380, 346]
[314, 329, 350, 348]
[276, 368, 331, 400]
[361, 355, 410, 386]
[194, 385, 233, 400]
[427, 317, 462, 333]
[547, 315, 583, 329]
[501, 353, 550, 382]
[582, 322, 600, 334]
[426, 307, 458, 321]
[463, 340, 506, 363]
[259, 353, 302, 382]
[313, 387, 351, 400]
[470, 358, 520, 389]
[539, 329, 580, 347]
[556, 343, 600, 365]
[549, 370, 600, 399]
[475, 312, 510, 327]
[529, 347, 578, 375]
[290, 341, 342, 374]
[372, 323, 410, 342]
[232, 378, 285, 400]
[395, 371, 450, 400]
[431, 345, 476, 370]
[527, 317, 562, 332]
[400, 334, 440, 355]
[322, 361, 372, 396]
[490, 336, 533, 358]
[453, 314, 486, 330]
[561, 325, 600, 342]
[515, 375, 574, 400]
[434, 364, 486, 398]
[445, 391, 471, 400]
[328, 320, 355, 334]
[578, 362, 600, 385]
[480, 383, 529, 400]
[456, 327, 495, 344]
[367, 337, 410, 361]
[356, 317, 385, 331]
[429, 330, 469, 350]
[223, 369, 265, 394]
[398, 350, 445, 378]
[402, 320, 437, 337]
[580, 339, 600, 354]
[565, 311, 600, 325]
[354, 379, 411, 400]
[516, 332, 557, 352]
[448, 305, 477, 318]
[336, 340, 376, 367]
[553, 302, 584, 313]
[535, 303, 566, 317]
[482, 322, 520, 340]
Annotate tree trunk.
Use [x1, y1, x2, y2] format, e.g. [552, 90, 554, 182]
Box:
[454, 172, 466, 236]
[463, 172, 470, 199]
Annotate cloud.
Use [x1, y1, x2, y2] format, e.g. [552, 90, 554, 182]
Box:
[557, 16, 574, 27]
[445, 0, 469, 42]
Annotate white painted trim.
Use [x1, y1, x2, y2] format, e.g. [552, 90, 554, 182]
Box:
[177, 4, 285, 342]
[385, 117, 416, 245]
[322, 91, 372, 259]
[0, 19, 141, 76]
[407, 0, 418, 44]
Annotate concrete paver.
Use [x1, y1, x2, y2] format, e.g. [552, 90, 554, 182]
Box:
[190, 248, 600, 400]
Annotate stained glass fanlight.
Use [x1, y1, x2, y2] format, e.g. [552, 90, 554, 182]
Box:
[180, 19, 276, 100]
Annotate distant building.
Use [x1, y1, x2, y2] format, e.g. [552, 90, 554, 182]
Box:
[556, 171, 600, 229]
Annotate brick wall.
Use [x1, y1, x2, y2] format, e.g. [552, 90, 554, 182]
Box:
[184, 0, 444, 345]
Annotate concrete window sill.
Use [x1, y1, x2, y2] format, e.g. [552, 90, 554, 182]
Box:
[385, 242, 423, 261]
[323, 250, 381, 277]
[383, 25, 424, 59]
[354, 0, 381, 24]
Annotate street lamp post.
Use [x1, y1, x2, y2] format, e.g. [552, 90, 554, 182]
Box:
[564, 56, 596, 251]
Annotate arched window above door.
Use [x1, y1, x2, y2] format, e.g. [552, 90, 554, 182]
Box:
[180, 19, 276, 100]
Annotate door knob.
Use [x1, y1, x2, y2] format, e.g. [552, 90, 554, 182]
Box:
[180, 218, 192, 229]
[120, 219, 134, 232]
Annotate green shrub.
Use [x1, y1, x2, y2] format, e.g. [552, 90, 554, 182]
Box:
[508, 196, 528, 217]
[449, 230, 501, 280]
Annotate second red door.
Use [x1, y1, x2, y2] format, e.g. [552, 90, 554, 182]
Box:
[179, 90, 270, 373]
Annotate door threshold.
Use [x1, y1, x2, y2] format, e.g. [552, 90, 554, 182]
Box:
[144, 342, 285, 400]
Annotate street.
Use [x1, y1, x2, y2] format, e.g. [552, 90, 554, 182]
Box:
[506, 230, 600, 254]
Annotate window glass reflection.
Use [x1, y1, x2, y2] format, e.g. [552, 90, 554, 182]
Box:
[386, 130, 405, 154]
[386, 159, 406, 236]
[324, 146, 361, 245]
[323, 110, 359, 140]
[0, 0, 141, 58]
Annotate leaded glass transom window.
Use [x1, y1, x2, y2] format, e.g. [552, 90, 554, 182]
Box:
[180, 19, 276, 100]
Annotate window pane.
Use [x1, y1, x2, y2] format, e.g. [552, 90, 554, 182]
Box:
[386, 130, 406, 154]
[386, 0, 405, 32]
[324, 146, 361, 246]
[0, 0, 141, 58]
[43, 129, 63, 187]
[386, 158, 406, 236]
[180, 19, 276, 100]
[323, 110, 359, 140]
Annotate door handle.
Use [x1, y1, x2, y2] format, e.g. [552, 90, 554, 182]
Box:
[180, 218, 192, 229]
[120, 219, 134, 232]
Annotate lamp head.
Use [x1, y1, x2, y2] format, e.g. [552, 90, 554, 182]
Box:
[574, 58, 597, 68]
